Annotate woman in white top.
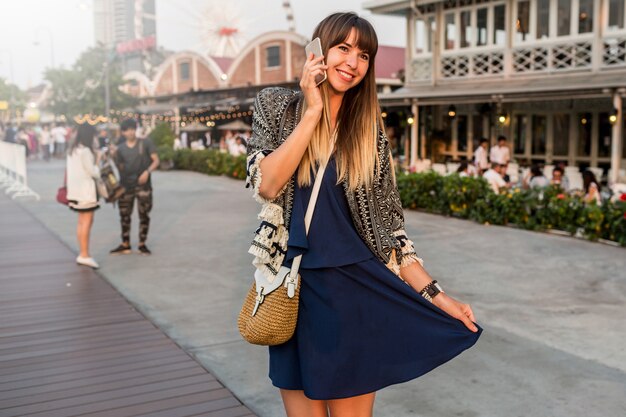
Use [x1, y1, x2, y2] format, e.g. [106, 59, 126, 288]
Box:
[582, 170, 602, 205]
[66, 124, 101, 268]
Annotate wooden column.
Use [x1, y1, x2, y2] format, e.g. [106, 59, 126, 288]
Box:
[610, 92, 623, 184]
[411, 100, 419, 167]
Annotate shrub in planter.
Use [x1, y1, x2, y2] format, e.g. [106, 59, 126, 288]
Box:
[577, 203, 605, 241]
[206, 151, 230, 175]
[440, 174, 490, 218]
[149, 123, 175, 148]
[156, 145, 175, 170]
[601, 195, 626, 245]
[224, 154, 247, 180]
[173, 148, 193, 169]
[396, 172, 445, 213]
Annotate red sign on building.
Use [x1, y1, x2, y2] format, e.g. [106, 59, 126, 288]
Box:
[116, 35, 156, 55]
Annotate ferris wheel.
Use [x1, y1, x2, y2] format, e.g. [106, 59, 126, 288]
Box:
[195, 0, 297, 57]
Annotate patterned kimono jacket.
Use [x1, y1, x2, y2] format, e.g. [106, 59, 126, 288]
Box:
[245, 87, 422, 281]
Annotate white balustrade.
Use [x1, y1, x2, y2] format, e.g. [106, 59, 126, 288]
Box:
[0, 142, 40, 200]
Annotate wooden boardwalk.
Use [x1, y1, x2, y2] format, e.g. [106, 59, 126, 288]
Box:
[0, 195, 255, 417]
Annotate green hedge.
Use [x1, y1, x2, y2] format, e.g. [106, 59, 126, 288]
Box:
[160, 148, 247, 180]
[158, 148, 626, 246]
[397, 172, 626, 246]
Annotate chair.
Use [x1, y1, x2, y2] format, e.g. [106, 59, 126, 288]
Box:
[446, 162, 460, 175]
[567, 173, 584, 191]
[506, 162, 520, 184]
[543, 164, 555, 180]
[607, 168, 626, 183]
[520, 167, 530, 184]
[587, 167, 604, 181]
[431, 163, 447, 176]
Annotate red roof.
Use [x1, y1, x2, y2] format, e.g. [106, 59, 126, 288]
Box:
[375, 45, 404, 80]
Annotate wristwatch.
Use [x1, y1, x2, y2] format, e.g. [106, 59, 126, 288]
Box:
[420, 280, 444, 302]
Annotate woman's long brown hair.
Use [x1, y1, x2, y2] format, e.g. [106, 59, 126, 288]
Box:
[298, 12, 383, 190]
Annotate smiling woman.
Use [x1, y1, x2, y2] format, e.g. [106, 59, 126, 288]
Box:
[241, 12, 482, 417]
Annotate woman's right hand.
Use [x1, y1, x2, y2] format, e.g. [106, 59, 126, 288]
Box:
[299, 53, 327, 116]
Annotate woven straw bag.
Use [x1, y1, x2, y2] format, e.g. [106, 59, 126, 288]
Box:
[238, 159, 328, 346]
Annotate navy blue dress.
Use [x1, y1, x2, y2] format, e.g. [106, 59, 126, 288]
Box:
[269, 158, 482, 400]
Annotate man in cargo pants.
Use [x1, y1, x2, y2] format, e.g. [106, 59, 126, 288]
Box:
[110, 119, 160, 255]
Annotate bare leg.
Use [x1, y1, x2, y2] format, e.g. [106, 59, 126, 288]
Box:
[280, 389, 329, 417]
[328, 392, 376, 417]
[77, 211, 94, 258]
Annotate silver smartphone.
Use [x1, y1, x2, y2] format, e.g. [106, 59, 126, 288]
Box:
[305, 37, 327, 86]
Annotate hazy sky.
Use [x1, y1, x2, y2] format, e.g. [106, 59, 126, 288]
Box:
[0, 0, 406, 90]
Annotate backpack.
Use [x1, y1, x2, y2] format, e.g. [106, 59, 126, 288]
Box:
[96, 156, 126, 203]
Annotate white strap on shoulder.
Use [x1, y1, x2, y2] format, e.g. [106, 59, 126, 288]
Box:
[289, 158, 329, 276]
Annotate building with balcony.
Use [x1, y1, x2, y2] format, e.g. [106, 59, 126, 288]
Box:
[366, 0, 625, 183]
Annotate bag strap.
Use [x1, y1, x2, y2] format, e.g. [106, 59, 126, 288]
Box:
[288, 152, 331, 278]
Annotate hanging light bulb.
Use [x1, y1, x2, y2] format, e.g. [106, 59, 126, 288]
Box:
[609, 108, 619, 125]
[447, 105, 456, 119]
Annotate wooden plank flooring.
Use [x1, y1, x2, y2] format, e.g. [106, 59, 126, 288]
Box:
[0, 196, 255, 417]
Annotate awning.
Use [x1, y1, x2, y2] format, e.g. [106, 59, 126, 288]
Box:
[133, 102, 178, 114]
[217, 120, 251, 131]
[380, 72, 626, 105]
[181, 122, 209, 132]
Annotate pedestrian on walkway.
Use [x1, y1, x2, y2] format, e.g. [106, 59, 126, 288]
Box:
[66, 124, 101, 269]
[109, 118, 159, 255]
[245, 12, 481, 417]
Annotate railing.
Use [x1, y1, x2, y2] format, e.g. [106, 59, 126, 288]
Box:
[511, 37, 593, 74]
[440, 48, 505, 79]
[0, 142, 40, 200]
[408, 56, 433, 82]
[406, 34, 626, 84]
[602, 34, 626, 68]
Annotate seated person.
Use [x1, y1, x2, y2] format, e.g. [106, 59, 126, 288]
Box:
[524, 165, 550, 189]
[550, 166, 569, 191]
[482, 163, 508, 194]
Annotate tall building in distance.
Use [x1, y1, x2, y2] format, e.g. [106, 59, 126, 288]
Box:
[93, 0, 159, 76]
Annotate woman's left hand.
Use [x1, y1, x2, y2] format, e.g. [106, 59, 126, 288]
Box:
[432, 293, 478, 332]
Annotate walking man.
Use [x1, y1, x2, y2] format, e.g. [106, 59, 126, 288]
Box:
[110, 119, 159, 255]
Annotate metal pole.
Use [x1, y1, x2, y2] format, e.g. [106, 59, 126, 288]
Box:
[0, 50, 15, 120]
[105, 59, 110, 121]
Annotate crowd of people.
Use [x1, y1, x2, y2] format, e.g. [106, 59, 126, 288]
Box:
[0, 119, 160, 269]
[0, 121, 74, 160]
[461, 135, 603, 204]
[172, 129, 250, 156]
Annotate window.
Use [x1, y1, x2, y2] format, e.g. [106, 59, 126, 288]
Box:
[266, 46, 280, 68]
[415, 15, 435, 53]
[577, 113, 592, 156]
[536, 0, 550, 39]
[477, 8, 488, 47]
[460, 10, 472, 48]
[514, 115, 528, 154]
[552, 114, 570, 156]
[457, 115, 468, 152]
[516, 1, 531, 42]
[532, 115, 547, 155]
[557, 0, 571, 36]
[598, 113, 612, 157]
[493, 5, 506, 45]
[608, 0, 625, 31]
[445, 13, 456, 50]
[179, 62, 190, 81]
[578, 0, 594, 34]
[473, 115, 484, 150]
